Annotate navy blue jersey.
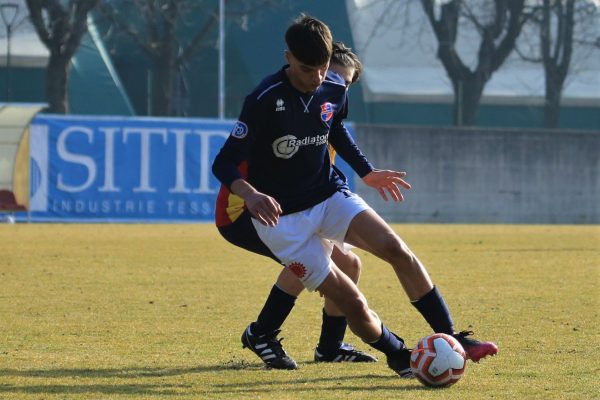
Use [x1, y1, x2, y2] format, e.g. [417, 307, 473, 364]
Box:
[212, 66, 373, 215]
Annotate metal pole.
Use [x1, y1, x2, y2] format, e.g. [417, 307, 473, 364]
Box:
[218, 0, 225, 119]
[147, 69, 152, 115]
[6, 23, 11, 102]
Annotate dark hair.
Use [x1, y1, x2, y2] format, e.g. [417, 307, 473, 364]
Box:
[331, 41, 363, 84]
[285, 14, 332, 66]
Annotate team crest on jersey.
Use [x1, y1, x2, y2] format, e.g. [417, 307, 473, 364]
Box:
[320, 102, 334, 122]
[230, 121, 248, 139]
[288, 262, 307, 278]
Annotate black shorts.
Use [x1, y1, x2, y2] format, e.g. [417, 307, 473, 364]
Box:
[217, 210, 280, 263]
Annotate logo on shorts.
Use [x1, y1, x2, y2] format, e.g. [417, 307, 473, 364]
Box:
[320, 102, 334, 122]
[288, 262, 307, 278]
[230, 121, 248, 139]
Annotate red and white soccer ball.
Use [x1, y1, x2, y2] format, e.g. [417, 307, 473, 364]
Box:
[410, 333, 467, 388]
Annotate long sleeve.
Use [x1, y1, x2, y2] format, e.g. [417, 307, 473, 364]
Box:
[212, 99, 258, 190]
[328, 99, 373, 178]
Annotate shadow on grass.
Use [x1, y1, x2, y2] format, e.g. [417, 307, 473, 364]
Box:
[0, 360, 267, 379]
[0, 383, 184, 396]
[0, 363, 248, 396]
[0, 363, 435, 395]
[0, 360, 435, 398]
[212, 384, 434, 396]
[211, 373, 435, 394]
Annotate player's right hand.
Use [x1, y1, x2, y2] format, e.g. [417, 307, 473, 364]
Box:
[245, 192, 282, 227]
[231, 178, 282, 226]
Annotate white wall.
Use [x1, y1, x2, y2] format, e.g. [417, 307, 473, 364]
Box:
[354, 124, 600, 223]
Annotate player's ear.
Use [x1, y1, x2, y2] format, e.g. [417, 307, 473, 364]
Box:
[284, 50, 291, 64]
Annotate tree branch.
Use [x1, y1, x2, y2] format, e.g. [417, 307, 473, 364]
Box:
[557, 0, 575, 80]
[178, 5, 218, 64]
[97, 1, 157, 57]
[25, 0, 52, 47]
[490, 0, 525, 72]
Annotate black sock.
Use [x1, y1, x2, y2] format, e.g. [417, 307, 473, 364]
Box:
[252, 284, 296, 336]
[411, 286, 454, 334]
[317, 309, 347, 352]
[367, 324, 406, 356]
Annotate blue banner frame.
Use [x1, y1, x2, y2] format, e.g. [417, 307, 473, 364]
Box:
[28, 115, 355, 222]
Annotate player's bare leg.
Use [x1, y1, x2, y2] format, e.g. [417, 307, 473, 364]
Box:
[316, 264, 412, 377]
[324, 247, 360, 315]
[345, 209, 432, 301]
[274, 247, 362, 310]
[274, 248, 376, 362]
[315, 248, 376, 362]
[316, 266, 379, 340]
[344, 209, 498, 361]
[242, 248, 375, 369]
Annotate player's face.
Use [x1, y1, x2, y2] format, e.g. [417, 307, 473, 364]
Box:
[285, 50, 329, 93]
[328, 63, 355, 88]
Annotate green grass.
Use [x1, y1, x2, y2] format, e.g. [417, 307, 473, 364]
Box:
[0, 223, 598, 399]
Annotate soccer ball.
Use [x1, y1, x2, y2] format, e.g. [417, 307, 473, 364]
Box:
[410, 333, 467, 387]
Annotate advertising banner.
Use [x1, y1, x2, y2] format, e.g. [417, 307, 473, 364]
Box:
[28, 115, 355, 222]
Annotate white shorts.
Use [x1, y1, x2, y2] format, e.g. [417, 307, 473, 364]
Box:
[252, 190, 371, 291]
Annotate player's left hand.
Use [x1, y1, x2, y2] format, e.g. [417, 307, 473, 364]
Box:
[362, 169, 411, 202]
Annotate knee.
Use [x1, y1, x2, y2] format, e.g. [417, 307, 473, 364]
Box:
[327, 283, 369, 319]
[379, 234, 415, 266]
[342, 292, 370, 321]
[276, 268, 304, 297]
[336, 252, 362, 283]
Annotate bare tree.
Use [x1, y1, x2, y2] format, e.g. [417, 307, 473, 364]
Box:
[98, 0, 279, 117]
[538, 0, 574, 128]
[25, 0, 100, 113]
[517, 0, 599, 128]
[420, 0, 528, 125]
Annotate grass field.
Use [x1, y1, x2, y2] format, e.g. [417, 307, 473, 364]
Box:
[0, 223, 598, 399]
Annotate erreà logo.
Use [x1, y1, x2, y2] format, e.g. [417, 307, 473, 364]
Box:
[320, 102, 333, 122]
[272, 134, 328, 159]
[275, 98, 285, 112]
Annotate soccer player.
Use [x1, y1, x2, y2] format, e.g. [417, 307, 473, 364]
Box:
[213, 14, 498, 377]
[215, 42, 376, 369]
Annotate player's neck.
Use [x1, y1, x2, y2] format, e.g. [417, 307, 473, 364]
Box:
[285, 67, 316, 94]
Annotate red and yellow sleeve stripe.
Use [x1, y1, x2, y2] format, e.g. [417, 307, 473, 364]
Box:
[215, 161, 248, 227]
